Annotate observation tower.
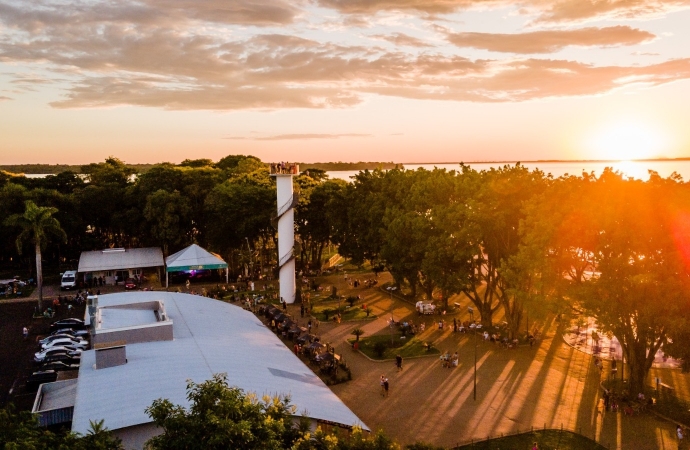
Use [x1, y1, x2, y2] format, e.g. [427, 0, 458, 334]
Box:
[270, 163, 299, 303]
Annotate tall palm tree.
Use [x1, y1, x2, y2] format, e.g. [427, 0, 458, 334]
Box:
[5, 201, 66, 312]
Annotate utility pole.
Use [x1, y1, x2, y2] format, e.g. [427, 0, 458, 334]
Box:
[469, 306, 477, 401]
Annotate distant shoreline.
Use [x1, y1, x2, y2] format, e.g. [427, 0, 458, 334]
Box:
[2, 158, 689, 175]
[404, 157, 690, 164]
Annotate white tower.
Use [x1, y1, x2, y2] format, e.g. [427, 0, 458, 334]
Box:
[271, 163, 299, 303]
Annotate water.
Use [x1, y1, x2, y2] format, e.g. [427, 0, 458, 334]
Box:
[21, 160, 690, 182]
[328, 160, 690, 182]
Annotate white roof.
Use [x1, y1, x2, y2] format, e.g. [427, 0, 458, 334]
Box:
[71, 292, 367, 434]
[78, 248, 164, 273]
[165, 244, 227, 272]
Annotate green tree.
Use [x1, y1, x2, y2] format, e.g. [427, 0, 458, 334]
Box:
[521, 170, 690, 394]
[143, 190, 192, 256]
[145, 374, 304, 450]
[0, 405, 122, 449]
[5, 200, 66, 311]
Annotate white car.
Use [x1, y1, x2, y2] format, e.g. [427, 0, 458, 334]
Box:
[41, 337, 88, 351]
[39, 333, 83, 346]
[35, 347, 83, 362]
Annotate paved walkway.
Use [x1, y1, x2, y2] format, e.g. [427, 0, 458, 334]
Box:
[289, 276, 687, 450]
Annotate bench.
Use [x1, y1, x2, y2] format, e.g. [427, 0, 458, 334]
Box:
[659, 382, 675, 391]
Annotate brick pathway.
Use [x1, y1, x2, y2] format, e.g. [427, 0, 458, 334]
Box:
[293, 277, 686, 450]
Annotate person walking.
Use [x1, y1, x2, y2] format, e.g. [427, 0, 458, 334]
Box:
[532, 442, 539, 450]
[678, 425, 684, 446]
[383, 377, 389, 397]
[395, 354, 403, 371]
[380, 375, 386, 396]
[22, 326, 28, 340]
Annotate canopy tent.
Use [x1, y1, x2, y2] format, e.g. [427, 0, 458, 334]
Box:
[164, 244, 228, 287]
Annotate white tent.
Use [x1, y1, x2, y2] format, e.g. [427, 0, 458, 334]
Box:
[164, 244, 228, 287]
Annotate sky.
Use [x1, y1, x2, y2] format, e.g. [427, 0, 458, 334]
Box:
[1, 0, 689, 165]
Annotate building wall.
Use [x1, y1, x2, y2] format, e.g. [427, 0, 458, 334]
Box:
[112, 422, 161, 450]
[93, 322, 173, 345]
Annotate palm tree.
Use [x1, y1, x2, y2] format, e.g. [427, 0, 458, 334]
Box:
[5, 201, 66, 312]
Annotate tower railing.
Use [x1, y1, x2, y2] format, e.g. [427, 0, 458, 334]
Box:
[274, 192, 300, 222]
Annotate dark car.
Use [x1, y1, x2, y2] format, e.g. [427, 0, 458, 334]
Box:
[50, 318, 86, 332]
[124, 278, 137, 290]
[40, 361, 80, 371]
[35, 352, 81, 366]
[25, 370, 58, 391]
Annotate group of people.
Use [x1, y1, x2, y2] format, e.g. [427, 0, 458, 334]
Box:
[270, 162, 298, 174]
[440, 351, 459, 368]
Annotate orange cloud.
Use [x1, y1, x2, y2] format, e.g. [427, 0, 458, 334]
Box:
[446, 26, 655, 53]
[1, 0, 689, 110]
[370, 32, 435, 48]
[316, 0, 690, 23]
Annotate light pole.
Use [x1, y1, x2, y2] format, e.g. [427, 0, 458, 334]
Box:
[388, 286, 397, 344]
[467, 306, 477, 401]
[469, 307, 476, 401]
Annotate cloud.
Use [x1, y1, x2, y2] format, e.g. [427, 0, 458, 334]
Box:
[225, 133, 371, 140]
[0, 95, 12, 101]
[370, 32, 434, 47]
[0, 0, 688, 110]
[446, 26, 655, 53]
[632, 51, 661, 56]
[315, 0, 690, 23]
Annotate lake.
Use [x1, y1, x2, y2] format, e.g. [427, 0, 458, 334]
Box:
[23, 160, 690, 182]
[327, 160, 690, 182]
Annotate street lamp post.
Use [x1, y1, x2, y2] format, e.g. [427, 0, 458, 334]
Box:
[388, 286, 397, 344]
[469, 307, 476, 401]
[471, 333, 476, 400]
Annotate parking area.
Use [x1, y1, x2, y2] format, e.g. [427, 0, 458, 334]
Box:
[0, 298, 86, 411]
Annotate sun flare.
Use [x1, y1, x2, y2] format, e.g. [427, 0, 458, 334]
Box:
[586, 121, 668, 161]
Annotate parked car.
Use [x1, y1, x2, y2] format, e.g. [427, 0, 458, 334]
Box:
[34, 352, 81, 366]
[50, 328, 89, 338]
[26, 370, 58, 391]
[40, 361, 80, 371]
[41, 337, 88, 351]
[39, 333, 85, 346]
[34, 348, 81, 363]
[124, 278, 137, 290]
[50, 318, 86, 331]
[34, 346, 81, 362]
[60, 270, 78, 290]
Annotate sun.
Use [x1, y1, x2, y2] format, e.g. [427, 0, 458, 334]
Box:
[586, 121, 668, 161]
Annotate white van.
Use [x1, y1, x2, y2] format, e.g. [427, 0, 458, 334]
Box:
[61, 271, 78, 290]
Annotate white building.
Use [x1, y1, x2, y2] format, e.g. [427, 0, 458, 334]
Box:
[78, 248, 164, 286]
[32, 292, 367, 449]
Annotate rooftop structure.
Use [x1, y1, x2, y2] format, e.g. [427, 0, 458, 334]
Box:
[37, 291, 367, 449]
[78, 248, 164, 273]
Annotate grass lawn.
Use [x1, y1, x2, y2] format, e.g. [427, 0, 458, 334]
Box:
[349, 333, 440, 360]
[454, 429, 606, 450]
[312, 303, 376, 322]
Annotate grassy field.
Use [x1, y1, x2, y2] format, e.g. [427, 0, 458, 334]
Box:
[453, 429, 606, 450]
[349, 333, 440, 360]
[311, 303, 375, 322]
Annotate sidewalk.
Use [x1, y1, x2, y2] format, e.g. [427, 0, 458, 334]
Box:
[291, 281, 682, 450]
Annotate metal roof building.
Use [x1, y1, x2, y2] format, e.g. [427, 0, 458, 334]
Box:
[78, 248, 164, 273]
[39, 292, 367, 449]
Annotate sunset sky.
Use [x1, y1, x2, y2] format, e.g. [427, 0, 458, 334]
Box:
[1, 0, 689, 165]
